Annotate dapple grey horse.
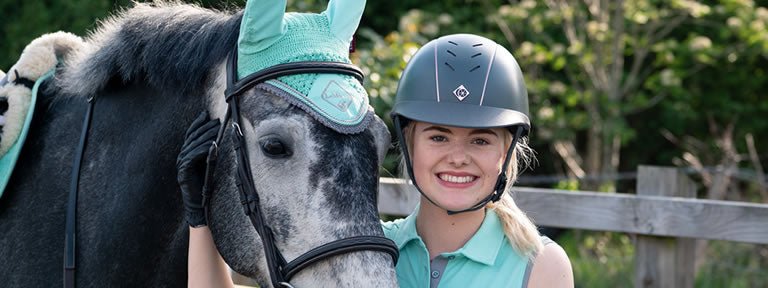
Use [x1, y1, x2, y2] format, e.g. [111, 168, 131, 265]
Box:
[0, 2, 397, 287]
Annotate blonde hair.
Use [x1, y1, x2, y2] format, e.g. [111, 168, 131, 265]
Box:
[488, 135, 543, 257]
[399, 123, 543, 257]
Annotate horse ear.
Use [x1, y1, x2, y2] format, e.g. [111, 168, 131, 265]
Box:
[325, 0, 366, 42]
[238, 0, 287, 54]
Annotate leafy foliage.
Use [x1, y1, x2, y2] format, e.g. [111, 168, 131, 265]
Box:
[696, 241, 768, 287]
[560, 230, 635, 287]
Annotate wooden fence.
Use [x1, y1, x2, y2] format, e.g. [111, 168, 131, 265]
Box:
[377, 165, 768, 288]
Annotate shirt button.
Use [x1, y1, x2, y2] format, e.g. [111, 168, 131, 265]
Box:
[431, 270, 440, 279]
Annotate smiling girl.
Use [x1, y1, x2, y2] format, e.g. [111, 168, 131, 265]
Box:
[384, 33, 574, 288]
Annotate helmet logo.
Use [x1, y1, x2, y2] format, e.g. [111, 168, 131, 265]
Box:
[453, 85, 470, 101]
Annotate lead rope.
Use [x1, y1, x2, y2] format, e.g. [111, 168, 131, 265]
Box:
[64, 96, 96, 288]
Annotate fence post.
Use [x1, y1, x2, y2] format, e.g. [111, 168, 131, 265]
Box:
[635, 166, 696, 288]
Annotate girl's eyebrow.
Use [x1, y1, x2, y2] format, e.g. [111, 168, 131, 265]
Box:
[422, 126, 452, 134]
[469, 129, 499, 137]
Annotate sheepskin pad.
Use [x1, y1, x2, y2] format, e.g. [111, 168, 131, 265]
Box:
[0, 77, 34, 157]
[0, 32, 84, 195]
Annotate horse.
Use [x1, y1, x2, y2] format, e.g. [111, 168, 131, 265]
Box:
[0, 2, 398, 287]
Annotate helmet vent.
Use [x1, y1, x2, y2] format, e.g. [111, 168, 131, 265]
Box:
[472, 43, 483, 47]
[471, 53, 482, 58]
[448, 41, 459, 45]
[444, 62, 455, 71]
[446, 49, 457, 57]
[469, 65, 481, 72]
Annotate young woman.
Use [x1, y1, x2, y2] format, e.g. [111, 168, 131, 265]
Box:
[384, 33, 574, 287]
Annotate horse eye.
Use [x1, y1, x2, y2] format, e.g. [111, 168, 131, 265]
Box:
[259, 138, 291, 158]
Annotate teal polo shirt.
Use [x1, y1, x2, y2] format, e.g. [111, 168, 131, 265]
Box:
[383, 208, 532, 288]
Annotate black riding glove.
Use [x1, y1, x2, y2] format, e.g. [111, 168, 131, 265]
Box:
[177, 111, 220, 228]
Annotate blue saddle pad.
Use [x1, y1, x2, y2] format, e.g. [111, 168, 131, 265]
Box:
[0, 69, 53, 197]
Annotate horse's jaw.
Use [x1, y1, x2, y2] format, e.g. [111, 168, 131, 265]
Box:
[226, 234, 399, 288]
[288, 251, 398, 287]
[271, 198, 398, 287]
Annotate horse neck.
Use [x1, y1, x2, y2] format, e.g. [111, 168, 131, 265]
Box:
[81, 82, 209, 284]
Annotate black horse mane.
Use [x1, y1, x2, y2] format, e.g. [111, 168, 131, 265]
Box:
[53, 1, 242, 97]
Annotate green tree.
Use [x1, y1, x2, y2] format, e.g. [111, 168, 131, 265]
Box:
[656, 0, 768, 201]
[491, 0, 767, 192]
[491, 0, 710, 191]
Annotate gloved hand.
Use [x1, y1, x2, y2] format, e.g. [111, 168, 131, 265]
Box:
[177, 111, 220, 228]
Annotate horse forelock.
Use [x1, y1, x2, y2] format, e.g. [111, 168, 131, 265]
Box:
[52, 1, 242, 98]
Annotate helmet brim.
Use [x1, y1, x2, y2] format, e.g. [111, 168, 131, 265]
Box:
[392, 100, 530, 132]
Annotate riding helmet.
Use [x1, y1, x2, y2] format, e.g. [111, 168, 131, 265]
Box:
[391, 33, 530, 132]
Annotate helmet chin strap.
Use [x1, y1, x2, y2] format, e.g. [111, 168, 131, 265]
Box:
[394, 116, 524, 215]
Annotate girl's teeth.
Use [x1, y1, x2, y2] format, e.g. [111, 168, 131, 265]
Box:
[439, 174, 475, 183]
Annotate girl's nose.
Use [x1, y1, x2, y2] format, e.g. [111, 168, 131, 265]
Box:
[446, 145, 471, 166]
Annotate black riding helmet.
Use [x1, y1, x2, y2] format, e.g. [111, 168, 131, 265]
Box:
[390, 33, 531, 214]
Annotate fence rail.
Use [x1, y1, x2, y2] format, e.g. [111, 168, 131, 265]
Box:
[378, 168, 768, 245]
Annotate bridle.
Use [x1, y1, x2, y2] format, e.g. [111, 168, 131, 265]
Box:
[201, 50, 399, 287]
[63, 50, 398, 288]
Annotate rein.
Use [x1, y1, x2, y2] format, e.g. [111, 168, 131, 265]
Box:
[64, 96, 95, 288]
[202, 50, 398, 287]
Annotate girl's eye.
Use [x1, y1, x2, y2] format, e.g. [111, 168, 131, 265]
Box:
[429, 135, 447, 142]
[471, 138, 490, 145]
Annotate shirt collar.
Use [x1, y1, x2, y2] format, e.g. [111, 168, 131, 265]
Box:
[443, 209, 506, 266]
[392, 207, 506, 266]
